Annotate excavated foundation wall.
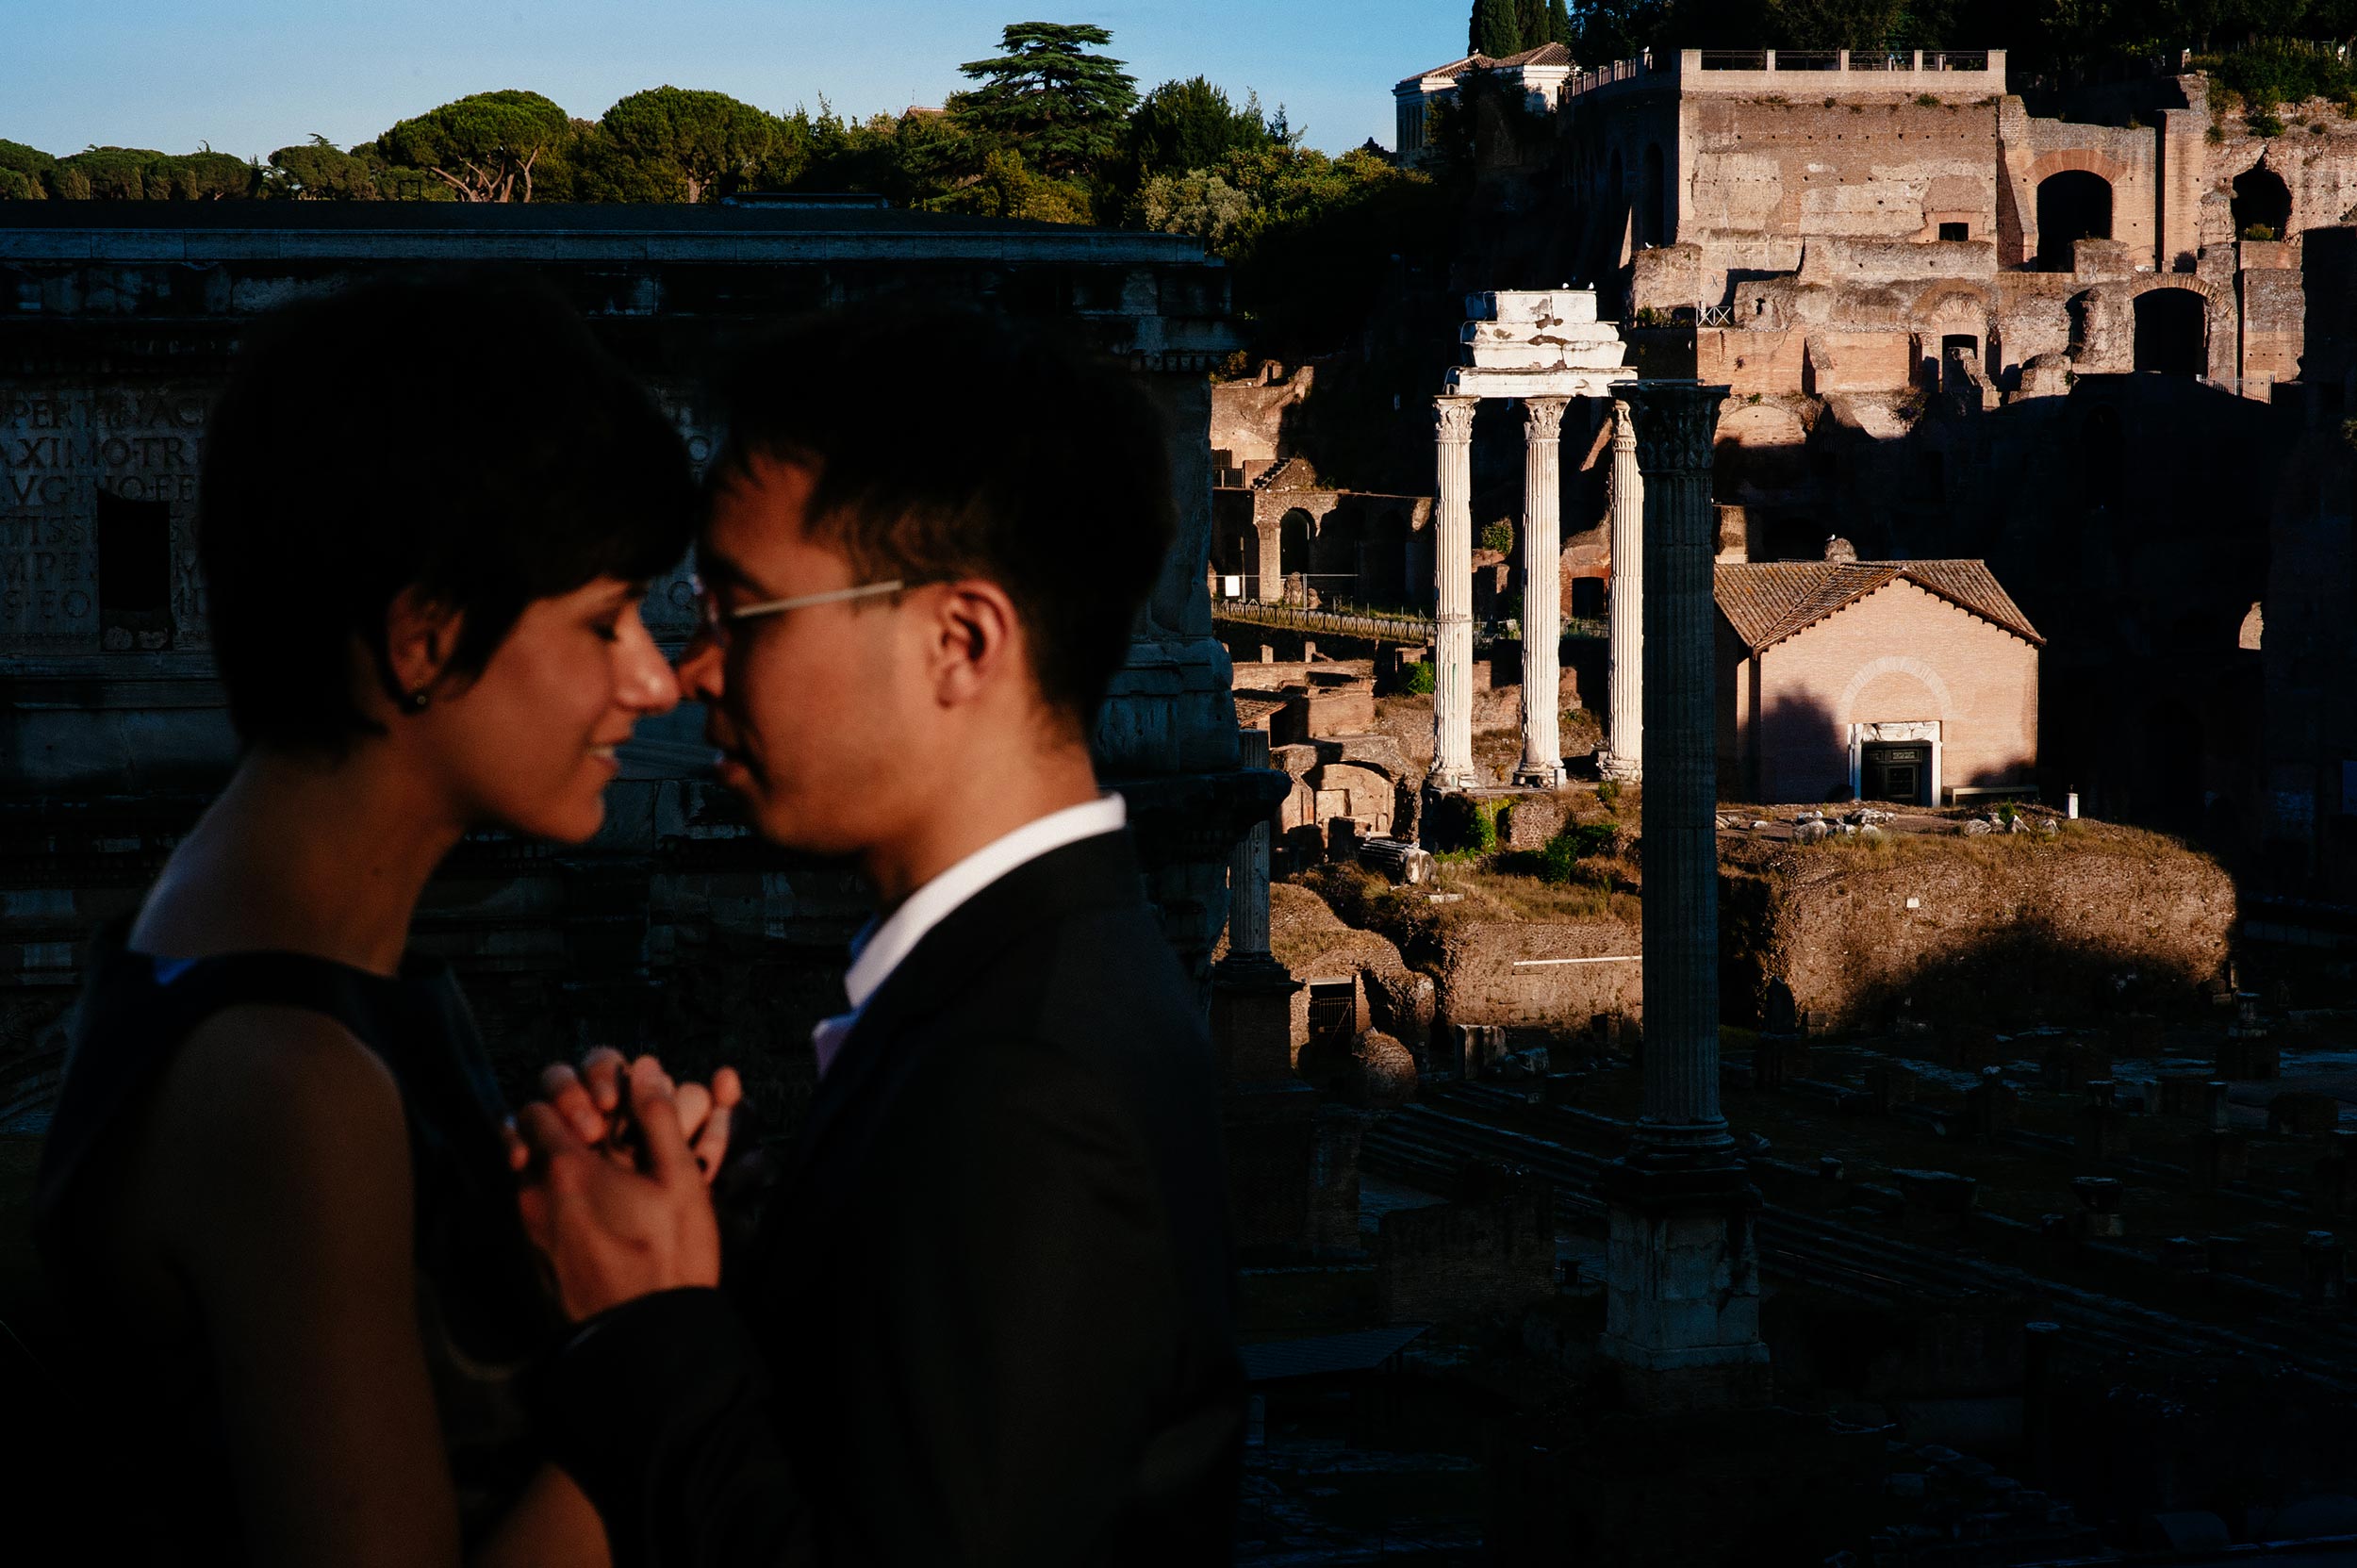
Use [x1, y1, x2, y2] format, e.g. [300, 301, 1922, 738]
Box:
[1722, 829, 2235, 1032]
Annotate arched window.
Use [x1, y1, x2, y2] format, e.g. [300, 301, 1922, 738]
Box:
[2232, 164, 2292, 239]
[1278, 507, 1316, 604]
[2133, 289, 2206, 377]
[2036, 171, 2113, 272]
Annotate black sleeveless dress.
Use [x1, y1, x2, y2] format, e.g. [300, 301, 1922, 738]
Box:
[32, 923, 559, 1562]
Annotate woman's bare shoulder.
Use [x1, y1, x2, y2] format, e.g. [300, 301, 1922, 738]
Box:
[140, 1005, 415, 1262]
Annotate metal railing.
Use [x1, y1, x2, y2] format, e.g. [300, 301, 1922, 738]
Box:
[1211, 599, 1609, 647]
[1694, 47, 1992, 74]
[1213, 600, 1437, 643]
[1563, 54, 1651, 102]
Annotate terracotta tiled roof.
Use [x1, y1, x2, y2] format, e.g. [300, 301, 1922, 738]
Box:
[1396, 41, 1572, 91]
[1715, 559, 2043, 652]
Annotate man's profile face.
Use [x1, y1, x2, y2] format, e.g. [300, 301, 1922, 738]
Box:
[678, 453, 926, 855]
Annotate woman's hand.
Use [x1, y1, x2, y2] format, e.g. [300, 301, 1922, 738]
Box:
[509, 1056, 724, 1322]
[507, 1048, 742, 1183]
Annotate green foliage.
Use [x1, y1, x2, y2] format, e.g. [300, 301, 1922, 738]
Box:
[1996, 801, 2019, 824]
[1471, 0, 1523, 56]
[374, 90, 572, 202]
[0, 139, 53, 199]
[1204, 142, 1452, 360]
[1533, 818, 1621, 884]
[58, 146, 169, 200]
[949, 22, 1137, 177]
[1138, 168, 1251, 244]
[2245, 221, 2280, 239]
[1595, 778, 1622, 807]
[2199, 35, 2357, 114]
[1127, 76, 1277, 185]
[264, 137, 378, 199]
[162, 150, 260, 199]
[1425, 792, 1505, 857]
[589, 87, 773, 203]
[1400, 660, 1438, 696]
[1481, 519, 1515, 555]
[1548, 0, 1576, 45]
[2339, 415, 2357, 450]
[1771, 0, 1914, 49]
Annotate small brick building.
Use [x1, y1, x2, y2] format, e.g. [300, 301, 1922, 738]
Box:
[1715, 553, 2043, 805]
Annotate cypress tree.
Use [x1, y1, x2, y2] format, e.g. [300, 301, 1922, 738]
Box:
[1470, 0, 1523, 57]
[1548, 0, 1575, 47]
[1515, 0, 1548, 50]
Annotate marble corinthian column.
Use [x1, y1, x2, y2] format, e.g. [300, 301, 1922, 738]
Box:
[1600, 400, 1645, 783]
[1430, 396, 1479, 791]
[1513, 397, 1570, 789]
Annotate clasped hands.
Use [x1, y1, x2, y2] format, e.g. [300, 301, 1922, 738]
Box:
[503, 1048, 745, 1321]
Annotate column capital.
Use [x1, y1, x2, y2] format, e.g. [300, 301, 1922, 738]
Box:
[1521, 395, 1570, 439]
[1611, 397, 1639, 450]
[1620, 381, 1731, 475]
[1433, 395, 1478, 443]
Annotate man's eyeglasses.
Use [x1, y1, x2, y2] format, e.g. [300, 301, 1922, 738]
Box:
[691, 575, 905, 648]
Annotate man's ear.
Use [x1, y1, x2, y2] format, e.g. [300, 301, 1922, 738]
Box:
[384, 586, 467, 702]
[928, 579, 1020, 709]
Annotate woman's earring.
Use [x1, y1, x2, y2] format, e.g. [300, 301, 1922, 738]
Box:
[404, 689, 431, 713]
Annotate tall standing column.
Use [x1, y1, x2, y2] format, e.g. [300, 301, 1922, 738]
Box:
[1600, 400, 1645, 783]
[1224, 729, 1278, 974]
[1430, 396, 1479, 791]
[1514, 397, 1570, 789]
[1598, 381, 1769, 1414]
[1625, 381, 1730, 1157]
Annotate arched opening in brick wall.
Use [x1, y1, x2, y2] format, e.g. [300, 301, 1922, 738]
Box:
[2036, 171, 2113, 272]
[2133, 289, 2207, 376]
[1640, 142, 1666, 248]
[1278, 506, 1316, 603]
[2232, 164, 2292, 239]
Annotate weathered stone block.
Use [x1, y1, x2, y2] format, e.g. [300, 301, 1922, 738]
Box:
[1376, 1185, 1555, 1324]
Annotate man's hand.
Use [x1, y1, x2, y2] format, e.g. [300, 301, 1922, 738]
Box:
[512, 1057, 724, 1322]
[518, 1048, 743, 1184]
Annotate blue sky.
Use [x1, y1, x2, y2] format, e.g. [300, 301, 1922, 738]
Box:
[2, 2, 1464, 161]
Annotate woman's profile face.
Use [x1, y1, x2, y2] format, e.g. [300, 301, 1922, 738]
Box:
[421, 577, 681, 843]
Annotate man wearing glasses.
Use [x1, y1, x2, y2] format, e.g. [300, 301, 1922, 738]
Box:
[513, 305, 1244, 1567]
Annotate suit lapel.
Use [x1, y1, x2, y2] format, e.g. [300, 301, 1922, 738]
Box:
[756, 830, 1148, 1266]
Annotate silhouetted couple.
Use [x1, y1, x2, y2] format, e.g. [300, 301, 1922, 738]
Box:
[34, 272, 1242, 1566]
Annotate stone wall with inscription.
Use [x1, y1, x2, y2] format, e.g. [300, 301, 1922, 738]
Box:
[1, 386, 208, 653]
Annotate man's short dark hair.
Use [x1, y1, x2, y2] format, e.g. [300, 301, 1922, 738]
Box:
[709, 304, 1175, 730]
[200, 269, 697, 751]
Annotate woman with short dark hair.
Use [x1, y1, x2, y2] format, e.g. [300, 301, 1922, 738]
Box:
[34, 271, 728, 1566]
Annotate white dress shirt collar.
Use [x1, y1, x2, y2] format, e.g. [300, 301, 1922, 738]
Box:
[810, 793, 1128, 1078]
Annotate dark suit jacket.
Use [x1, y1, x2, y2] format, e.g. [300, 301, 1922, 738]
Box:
[537, 829, 1244, 1567]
